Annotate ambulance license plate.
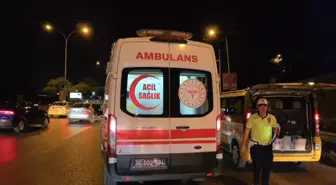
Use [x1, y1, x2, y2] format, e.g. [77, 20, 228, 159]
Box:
[131, 158, 166, 170]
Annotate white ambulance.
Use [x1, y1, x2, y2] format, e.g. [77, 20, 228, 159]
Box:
[100, 29, 222, 185]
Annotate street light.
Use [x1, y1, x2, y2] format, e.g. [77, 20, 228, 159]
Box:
[208, 29, 216, 37]
[43, 23, 92, 80]
[271, 53, 283, 65]
[205, 26, 232, 92]
[44, 24, 53, 31]
[96, 61, 100, 66]
[43, 23, 92, 100]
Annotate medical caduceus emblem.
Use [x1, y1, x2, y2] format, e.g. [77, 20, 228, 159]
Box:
[187, 88, 199, 99]
[178, 79, 206, 108]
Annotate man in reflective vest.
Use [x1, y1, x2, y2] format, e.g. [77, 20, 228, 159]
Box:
[242, 98, 279, 185]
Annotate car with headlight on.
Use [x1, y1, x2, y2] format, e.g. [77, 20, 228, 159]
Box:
[48, 101, 70, 118]
[67, 102, 95, 123]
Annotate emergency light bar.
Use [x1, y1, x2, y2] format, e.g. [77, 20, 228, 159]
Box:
[136, 29, 193, 40]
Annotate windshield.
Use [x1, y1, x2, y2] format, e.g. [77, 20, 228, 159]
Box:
[72, 103, 90, 108]
[52, 102, 67, 106]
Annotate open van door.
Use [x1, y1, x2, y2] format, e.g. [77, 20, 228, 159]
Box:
[249, 82, 336, 162]
[251, 82, 336, 92]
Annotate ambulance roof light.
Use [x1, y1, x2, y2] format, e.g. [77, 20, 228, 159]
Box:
[136, 29, 193, 40]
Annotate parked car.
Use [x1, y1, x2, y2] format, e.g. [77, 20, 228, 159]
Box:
[0, 100, 50, 133]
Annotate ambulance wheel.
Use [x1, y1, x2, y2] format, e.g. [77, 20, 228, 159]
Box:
[295, 162, 305, 167]
[104, 166, 118, 185]
[192, 180, 205, 185]
[231, 141, 246, 168]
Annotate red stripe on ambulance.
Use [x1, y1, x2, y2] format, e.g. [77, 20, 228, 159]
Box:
[117, 140, 215, 145]
[117, 130, 169, 140]
[116, 129, 216, 140]
[171, 129, 216, 139]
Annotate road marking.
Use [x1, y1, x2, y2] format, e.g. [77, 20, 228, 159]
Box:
[39, 125, 93, 154]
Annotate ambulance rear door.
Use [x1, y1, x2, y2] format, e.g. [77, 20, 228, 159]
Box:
[114, 40, 171, 174]
[168, 42, 219, 173]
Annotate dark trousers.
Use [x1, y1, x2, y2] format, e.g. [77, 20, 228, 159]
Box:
[250, 144, 273, 185]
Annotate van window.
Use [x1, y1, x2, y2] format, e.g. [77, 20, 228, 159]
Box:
[176, 70, 212, 116]
[267, 98, 305, 110]
[221, 97, 244, 115]
[121, 68, 167, 117]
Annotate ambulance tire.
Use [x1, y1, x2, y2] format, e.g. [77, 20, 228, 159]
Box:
[191, 178, 205, 185]
[231, 141, 247, 168]
[104, 166, 118, 185]
[192, 180, 205, 185]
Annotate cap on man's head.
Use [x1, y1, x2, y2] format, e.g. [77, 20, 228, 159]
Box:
[257, 98, 268, 106]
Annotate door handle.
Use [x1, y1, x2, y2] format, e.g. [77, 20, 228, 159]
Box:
[176, 126, 190, 130]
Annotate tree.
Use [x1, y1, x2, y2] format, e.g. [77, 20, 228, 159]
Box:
[42, 77, 72, 95]
[80, 77, 99, 90]
[42, 86, 57, 95]
[47, 77, 72, 90]
[70, 83, 91, 93]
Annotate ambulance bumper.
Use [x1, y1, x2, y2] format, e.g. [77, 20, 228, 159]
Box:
[106, 163, 219, 182]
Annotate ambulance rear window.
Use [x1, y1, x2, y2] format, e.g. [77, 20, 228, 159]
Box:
[171, 70, 213, 117]
[121, 68, 167, 117]
[120, 68, 213, 117]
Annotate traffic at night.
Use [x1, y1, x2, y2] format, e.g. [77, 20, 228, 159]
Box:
[3, 1, 336, 185]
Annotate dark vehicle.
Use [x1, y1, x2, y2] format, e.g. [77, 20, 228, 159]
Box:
[93, 103, 103, 116]
[0, 101, 50, 133]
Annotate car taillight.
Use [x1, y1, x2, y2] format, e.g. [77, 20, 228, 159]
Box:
[314, 108, 320, 136]
[216, 115, 223, 160]
[107, 114, 117, 157]
[245, 107, 252, 120]
[0, 110, 15, 116]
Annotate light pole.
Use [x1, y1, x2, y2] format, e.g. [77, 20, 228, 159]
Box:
[206, 28, 232, 92]
[43, 23, 91, 80]
[44, 23, 91, 100]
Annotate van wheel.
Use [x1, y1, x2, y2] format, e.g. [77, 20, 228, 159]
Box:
[192, 180, 205, 185]
[295, 162, 305, 167]
[104, 166, 118, 185]
[232, 141, 246, 168]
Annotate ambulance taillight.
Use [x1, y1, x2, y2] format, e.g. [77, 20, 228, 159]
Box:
[107, 114, 117, 156]
[216, 115, 223, 159]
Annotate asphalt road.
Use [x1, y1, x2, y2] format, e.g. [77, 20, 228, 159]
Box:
[0, 118, 335, 185]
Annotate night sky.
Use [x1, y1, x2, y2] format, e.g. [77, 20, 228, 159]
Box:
[9, 0, 336, 99]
